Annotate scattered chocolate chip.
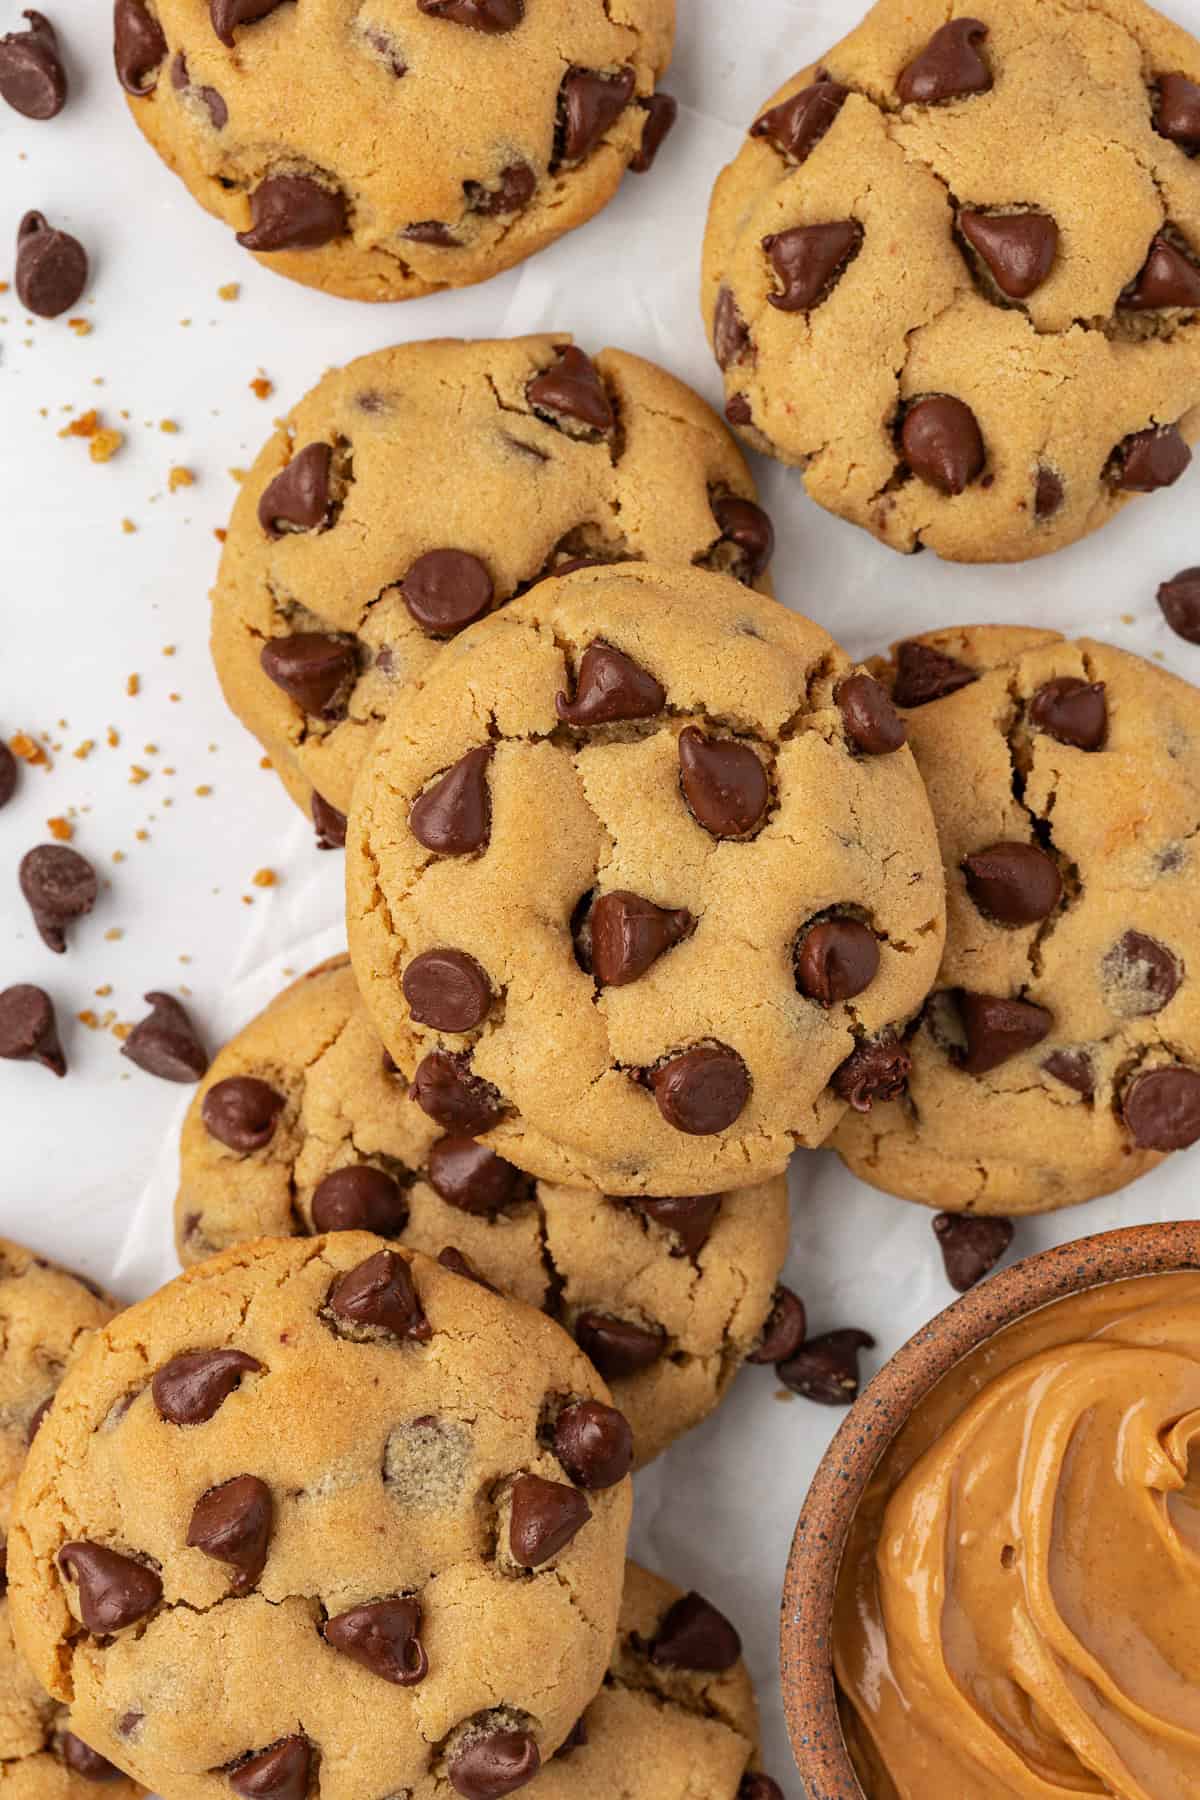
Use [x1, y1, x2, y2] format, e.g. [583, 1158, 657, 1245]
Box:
[650, 1044, 751, 1135]
[892, 640, 977, 708]
[958, 992, 1053, 1075]
[1029, 676, 1107, 750]
[632, 1193, 721, 1260]
[448, 1728, 540, 1800]
[830, 1036, 911, 1113]
[437, 1246, 497, 1290]
[0, 984, 66, 1076]
[418, 0, 522, 29]
[713, 286, 751, 369]
[1158, 566, 1200, 643]
[201, 1075, 285, 1152]
[257, 443, 333, 537]
[751, 77, 848, 161]
[237, 175, 347, 252]
[188, 1474, 272, 1592]
[209, 0, 288, 44]
[1155, 72, 1200, 150]
[1102, 930, 1182, 1016]
[1122, 233, 1200, 309]
[678, 728, 768, 838]
[324, 1596, 427, 1684]
[0, 740, 16, 808]
[327, 1249, 431, 1342]
[1123, 1066, 1200, 1151]
[1035, 466, 1065, 520]
[403, 948, 493, 1032]
[229, 1737, 312, 1800]
[1109, 424, 1192, 493]
[649, 1591, 741, 1672]
[428, 1136, 522, 1215]
[14, 210, 87, 318]
[933, 1213, 1014, 1291]
[311, 790, 347, 850]
[556, 641, 664, 726]
[559, 65, 635, 163]
[19, 843, 97, 952]
[0, 11, 66, 119]
[962, 842, 1062, 926]
[575, 1311, 665, 1379]
[795, 918, 880, 1005]
[465, 161, 536, 214]
[747, 1286, 807, 1364]
[153, 1348, 262, 1424]
[121, 990, 208, 1083]
[589, 891, 693, 988]
[411, 746, 493, 856]
[959, 210, 1058, 301]
[60, 1733, 124, 1782]
[527, 345, 613, 435]
[897, 18, 990, 104]
[836, 674, 906, 755]
[508, 1474, 591, 1567]
[58, 1542, 162, 1632]
[900, 395, 985, 495]
[113, 0, 164, 94]
[411, 1050, 504, 1134]
[764, 219, 862, 311]
[710, 493, 775, 581]
[260, 632, 355, 718]
[312, 1165, 409, 1235]
[778, 1328, 874, 1405]
[738, 1778, 785, 1800]
[1043, 1047, 1095, 1097]
[631, 91, 677, 171]
[552, 1398, 633, 1489]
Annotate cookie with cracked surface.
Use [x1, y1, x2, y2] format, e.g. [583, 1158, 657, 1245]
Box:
[703, 0, 1200, 564]
[345, 562, 945, 1194]
[175, 958, 792, 1468]
[0, 1239, 141, 1800]
[833, 625, 1200, 1214]
[114, 0, 674, 299]
[211, 336, 774, 830]
[7, 1235, 630, 1800]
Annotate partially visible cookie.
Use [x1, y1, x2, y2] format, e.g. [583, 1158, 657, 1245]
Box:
[346, 563, 946, 1194]
[703, 0, 1200, 562]
[176, 959, 793, 1466]
[211, 336, 774, 832]
[834, 626, 1200, 1213]
[9, 1235, 630, 1800]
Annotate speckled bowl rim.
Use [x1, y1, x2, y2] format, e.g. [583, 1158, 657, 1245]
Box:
[779, 1220, 1200, 1799]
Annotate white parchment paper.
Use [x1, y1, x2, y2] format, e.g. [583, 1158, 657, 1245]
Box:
[4, 1, 1200, 1791]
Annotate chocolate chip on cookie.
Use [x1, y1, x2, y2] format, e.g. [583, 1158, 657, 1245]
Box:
[764, 220, 863, 312]
[897, 19, 991, 105]
[1122, 233, 1200, 309]
[650, 1044, 751, 1135]
[830, 1036, 912, 1112]
[508, 1474, 591, 1568]
[959, 211, 1059, 301]
[1155, 72, 1200, 150]
[326, 1248, 432, 1342]
[237, 175, 348, 252]
[575, 1312, 665, 1380]
[558, 65, 636, 165]
[310, 1165, 409, 1235]
[552, 1399, 634, 1490]
[228, 1737, 313, 1800]
[411, 1051, 505, 1135]
[678, 728, 769, 838]
[747, 1285, 807, 1364]
[0, 11, 67, 119]
[631, 91, 677, 172]
[751, 76, 848, 162]
[837, 674, 906, 755]
[418, 0, 523, 31]
[892, 640, 976, 708]
[900, 397, 986, 496]
[260, 633, 356, 718]
[402, 550, 494, 637]
[311, 790, 347, 849]
[323, 1596, 428, 1685]
[153, 1348, 263, 1424]
[631, 1193, 721, 1260]
[187, 1474, 272, 1591]
[958, 992, 1053, 1075]
[556, 642, 665, 726]
[410, 747, 493, 856]
[1122, 1066, 1200, 1150]
[427, 1136, 523, 1215]
[447, 1723, 540, 1800]
[588, 892, 694, 987]
[648, 1591, 742, 1672]
[113, 0, 165, 94]
[58, 1542, 163, 1631]
[257, 444, 334, 537]
[1108, 423, 1192, 492]
[962, 843, 1062, 926]
[403, 949, 493, 1032]
[201, 1075, 286, 1152]
[795, 918, 880, 1005]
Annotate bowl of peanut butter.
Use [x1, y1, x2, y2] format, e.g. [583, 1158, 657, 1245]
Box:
[781, 1221, 1200, 1799]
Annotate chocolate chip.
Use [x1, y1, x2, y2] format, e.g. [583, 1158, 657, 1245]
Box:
[1156, 72, 1200, 150]
[589, 891, 693, 988]
[555, 1719, 588, 1759]
[0, 11, 66, 119]
[892, 640, 977, 708]
[113, 0, 165, 93]
[19, 844, 97, 952]
[1035, 466, 1065, 520]
[59, 1542, 162, 1631]
[0, 740, 16, 809]
[631, 91, 677, 171]
[121, 990, 208, 1083]
[400, 549, 494, 637]
[508, 1474, 591, 1567]
[0, 984, 66, 1076]
[962, 842, 1062, 926]
[830, 1036, 911, 1112]
[1158, 566, 1200, 643]
[237, 175, 347, 252]
[311, 790, 347, 849]
[649, 1592, 741, 1672]
[632, 1193, 721, 1260]
[650, 1044, 751, 1135]
[710, 494, 775, 581]
[897, 18, 990, 104]
[465, 161, 536, 214]
[933, 1213, 1014, 1291]
[1029, 676, 1107, 750]
[713, 286, 751, 370]
[326, 1249, 431, 1341]
[738, 1779, 785, 1800]
[229, 1737, 312, 1800]
[403, 948, 493, 1033]
[1109, 424, 1192, 493]
[1123, 1066, 1200, 1151]
[678, 728, 768, 838]
[14, 210, 87, 318]
[778, 1328, 874, 1405]
[556, 641, 664, 726]
[527, 346, 613, 435]
[324, 1596, 428, 1684]
[751, 77, 848, 161]
[411, 747, 492, 855]
[558, 65, 635, 163]
[411, 1051, 504, 1134]
[201, 1075, 285, 1151]
[188, 1474, 272, 1592]
[260, 632, 355, 718]
[27, 1396, 52, 1442]
[418, 0, 522, 29]
[726, 394, 753, 427]
[152, 1348, 263, 1424]
[448, 1729, 540, 1800]
[210, 0, 288, 44]
[552, 1398, 633, 1489]
[574, 1312, 665, 1378]
[401, 218, 460, 246]
[836, 673, 906, 755]
[1122, 233, 1200, 309]
[958, 992, 1053, 1075]
[60, 1733, 124, 1782]
[747, 1286, 807, 1365]
[764, 219, 862, 311]
[312, 1165, 409, 1235]
[428, 1136, 521, 1215]
[900, 396, 985, 495]
[795, 918, 879, 1005]
[1102, 930, 1182, 1016]
[437, 1246, 498, 1291]
[257, 443, 333, 537]
[959, 210, 1058, 300]
[174, 54, 227, 127]
[1043, 1047, 1095, 1097]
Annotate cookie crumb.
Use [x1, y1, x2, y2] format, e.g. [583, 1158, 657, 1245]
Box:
[10, 732, 50, 769]
[252, 867, 277, 888]
[106, 727, 119, 748]
[95, 984, 112, 997]
[214, 527, 228, 543]
[162, 645, 176, 657]
[229, 467, 247, 484]
[77, 1009, 98, 1030]
[47, 816, 73, 842]
[160, 419, 179, 435]
[104, 928, 123, 941]
[68, 317, 92, 337]
[249, 374, 274, 400]
[121, 518, 137, 534]
[126, 674, 140, 697]
[91, 428, 124, 464]
[259, 756, 272, 769]
[218, 282, 239, 301]
[168, 466, 194, 492]
[73, 739, 95, 760]
[112, 850, 125, 863]
[129, 766, 150, 785]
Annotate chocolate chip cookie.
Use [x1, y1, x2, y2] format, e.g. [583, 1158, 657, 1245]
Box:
[8, 1234, 630, 1800]
[703, 0, 1200, 563]
[345, 562, 945, 1194]
[0, 1239, 140, 1799]
[114, 0, 675, 299]
[834, 626, 1200, 1214]
[175, 958, 792, 1467]
[211, 336, 774, 836]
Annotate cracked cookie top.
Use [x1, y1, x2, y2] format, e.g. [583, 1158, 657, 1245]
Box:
[174, 958, 792, 1467]
[113, 0, 676, 300]
[211, 336, 774, 830]
[703, 0, 1200, 564]
[8, 1235, 631, 1800]
[345, 563, 946, 1194]
[834, 624, 1200, 1214]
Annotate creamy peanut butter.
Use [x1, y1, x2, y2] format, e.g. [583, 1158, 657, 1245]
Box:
[834, 1272, 1200, 1800]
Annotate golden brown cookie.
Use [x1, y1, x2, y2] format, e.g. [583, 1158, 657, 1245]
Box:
[114, 0, 676, 300]
[703, 0, 1200, 563]
[834, 625, 1200, 1214]
[345, 562, 945, 1194]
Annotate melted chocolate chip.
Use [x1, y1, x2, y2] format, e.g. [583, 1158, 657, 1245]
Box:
[229, 1737, 312, 1800]
[14, 210, 87, 318]
[437, 1246, 497, 1291]
[411, 1051, 504, 1134]
[897, 18, 991, 104]
[201, 1075, 285, 1152]
[1043, 1047, 1095, 1097]
[1122, 234, 1200, 309]
[311, 1165, 409, 1235]
[589, 891, 693, 987]
[710, 493, 775, 581]
[418, 0, 522, 29]
[778, 1328, 875, 1404]
[153, 1349, 262, 1424]
[0, 11, 66, 119]
[0, 984, 66, 1076]
[257, 443, 334, 537]
[311, 790, 347, 849]
[403, 550, 494, 635]
[900, 395, 986, 495]
[795, 918, 879, 1004]
[1155, 73, 1200, 151]
[1123, 1066, 1200, 1151]
[237, 175, 347, 252]
[632, 1193, 721, 1260]
[764, 219, 862, 311]
[713, 286, 751, 370]
[121, 991, 208, 1083]
[830, 1036, 911, 1112]
[678, 728, 769, 838]
[260, 632, 355, 718]
[1102, 930, 1182, 1016]
[326, 1249, 431, 1342]
[1028, 677, 1107, 750]
[19, 843, 98, 952]
[448, 1728, 540, 1800]
[556, 641, 665, 726]
[958, 992, 1053, 1075]
[59, 1542, 162, 1631]
[751, 77, 848, 161]
[188, 1474, 272, 1591]
[402, 220, 460, 246]
[558, 65, 635, 163]
[959, 210, 1058, 300]
[836, 674, 906, 755]
[410, 746, 492, 856]
[649, 1592, 741, 1672]
[892, 640, 976, 708]
[962, 843, 1062, 926]
[428, 1136, 522, 1215]
[552, 1398, 633, 1489]
[210, 0, 289, 44]
[575, 1312, 666, 1378]
[403, 948, 493, 1032]
[508, 1474, 591, 1567]
[650, 1044, 751, 1135]
[631, 91, 677, 171]
[1035, 466, 1065, 520]
[113, 0, 165, 94]
[527, 346, 613, 434]
[1109, 424, 1192, 493]
[933, 1213, 1014, 1291]
[60, 1733, 124, 1781]
[324, 1596, 428, 1684]
[465, 161, 536, 214]
[172, 50, 226, 126]
[747, 1286, 807, 1364]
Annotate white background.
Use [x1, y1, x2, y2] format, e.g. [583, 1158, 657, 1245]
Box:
[4, 1, 1200, 1792]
